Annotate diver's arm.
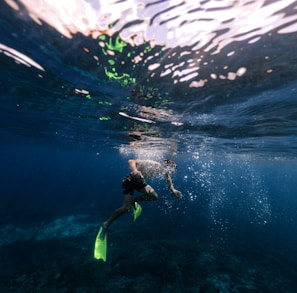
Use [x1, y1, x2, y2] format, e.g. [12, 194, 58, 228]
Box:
[165, 173, 182, 198]
[128, 159, 144, 178]
[128, 159, 139, 173]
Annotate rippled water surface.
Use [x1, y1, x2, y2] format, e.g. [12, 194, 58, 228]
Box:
[1, 0, 297, 157]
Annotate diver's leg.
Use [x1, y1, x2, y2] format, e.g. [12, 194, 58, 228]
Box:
[100, 193, 133, 239]
[134, 185, 158, 202]
[99, 174, 135, 239]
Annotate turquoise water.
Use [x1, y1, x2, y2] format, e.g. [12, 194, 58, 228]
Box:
[1, 1, 297, 292]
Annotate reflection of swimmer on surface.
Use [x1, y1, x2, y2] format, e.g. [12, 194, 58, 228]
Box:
[127, 127, 178, 155]
[99, 158, 182, 240]
[128, 131, 145, 146]
[127, 129, 160, 146]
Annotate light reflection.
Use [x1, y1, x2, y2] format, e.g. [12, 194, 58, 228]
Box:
[7, 0, 297, 48]
[0, 43, 45, 71]
[4, 0, 297, 86]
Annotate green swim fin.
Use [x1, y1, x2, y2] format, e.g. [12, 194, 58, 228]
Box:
[133, 202, 142, 221]
[94, 227, 107, 262]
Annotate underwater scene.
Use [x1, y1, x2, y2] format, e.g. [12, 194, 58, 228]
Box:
[1, 0, 297, 292]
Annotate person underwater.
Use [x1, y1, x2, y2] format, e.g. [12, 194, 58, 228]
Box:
[94, 158, 182, 261]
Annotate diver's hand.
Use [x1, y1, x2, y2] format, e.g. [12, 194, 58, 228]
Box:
[172, 189, 182, 199]
[131, 170, 144, 179]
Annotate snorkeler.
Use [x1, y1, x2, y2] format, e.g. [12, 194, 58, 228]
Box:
[94, 158, 182, 261]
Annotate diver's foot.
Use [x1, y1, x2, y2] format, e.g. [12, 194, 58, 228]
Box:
[133, 202, 142, 221]
[99, 224, 107, 240]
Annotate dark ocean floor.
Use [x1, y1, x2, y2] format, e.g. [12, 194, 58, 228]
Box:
[0, 213, 296, 293]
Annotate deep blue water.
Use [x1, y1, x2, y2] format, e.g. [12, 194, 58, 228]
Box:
[1, 1, 297, 292]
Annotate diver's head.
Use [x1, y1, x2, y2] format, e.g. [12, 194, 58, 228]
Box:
[163, 158, 177, 174]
